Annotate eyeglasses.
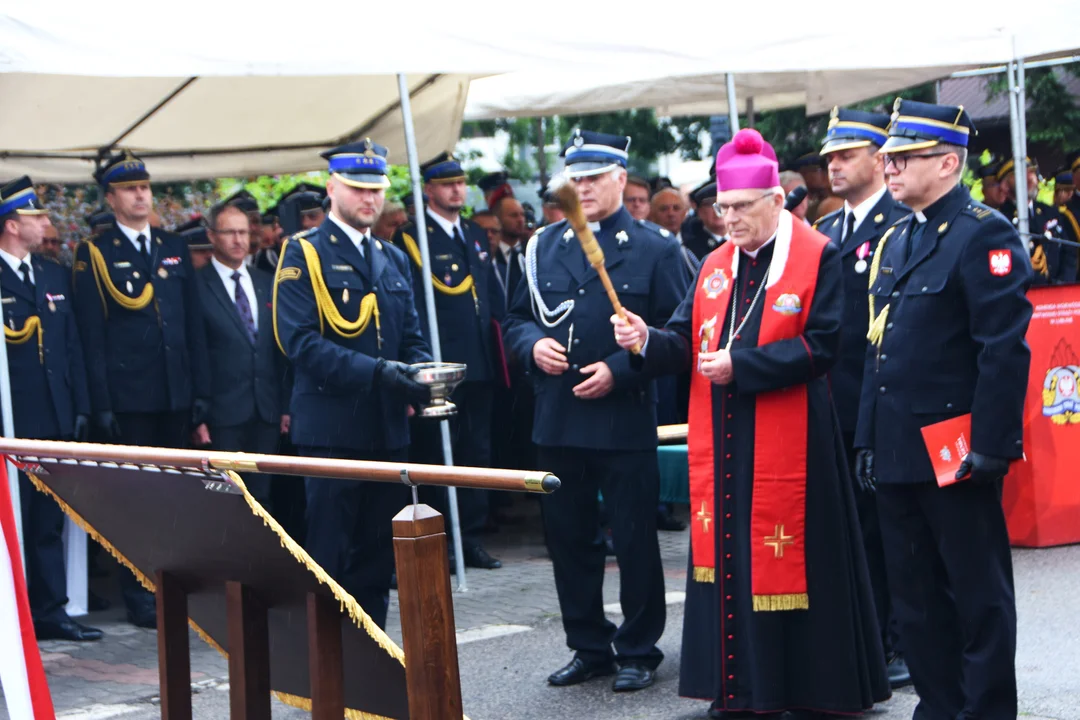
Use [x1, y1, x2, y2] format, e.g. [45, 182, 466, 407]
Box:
[712, 192, 774, 216]
[883, 152, 948, 171]
[211, 229, 250, 239]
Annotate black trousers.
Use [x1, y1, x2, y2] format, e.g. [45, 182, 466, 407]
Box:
[877, 480, 1017, 720]
[843, 431, 897, 655]
[210, 418, 281, 509]
[411, 382, 492, 551]
[536, 445, 665, 668]
[19, 469, 69, 624]
[114, 411, 190, 616]
[301, 446, 411, 630]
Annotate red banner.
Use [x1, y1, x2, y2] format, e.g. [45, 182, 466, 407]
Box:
[1004, 285, 1080, 547]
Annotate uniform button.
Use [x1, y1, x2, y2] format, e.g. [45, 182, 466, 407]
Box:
[725, 574, 732, 579]
[577, 288, 585, 296]
[735, 334, 741, 340]
[725, 474, 732, 479]
[727, 654, 734, 659]
[545, 281, 551, 288]
[571, 363, 579, 371]
[891, 291, 900, 298]
[47, 369, 52, 374]
[886, 322, 894, 330]
[744, 298, 751, 304]
[922, 286, 929, 292]
[725, 453, 731, 459]
[725, 534, 731, 539]
[726, 433, 732, 439]
[165, 346, 171, 351]
[727, 414, 732, 419]
[726, 555, 732, 560]
[879, 354, 887, 362]
[622, 284, 629, 290]
[725, 494, 731, 500]
[725, 596, 732, 601]
[573, 338, 580, 345]
[727, 635, 733, 640]
[728, 674, 734, 680]
[728, 694, 735, 700]
[946, 402, 954, 409]
[725, 513, 732, 519]
[727, 393, 733, 400]
[748, 280, 755, 286]
[879, 386, 886, 394]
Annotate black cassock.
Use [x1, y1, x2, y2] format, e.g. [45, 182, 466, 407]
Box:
[643, 240, 890, 714]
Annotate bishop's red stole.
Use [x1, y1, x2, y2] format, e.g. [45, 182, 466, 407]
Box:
[687, 218, 827, 612]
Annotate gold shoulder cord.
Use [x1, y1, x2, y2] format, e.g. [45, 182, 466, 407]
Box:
[272, 237, 381, 356]
[401, 232, 479, 312]
[77, 240, 155, 317]
[866, 225, 897, 348]
[3, 315, 43, 363]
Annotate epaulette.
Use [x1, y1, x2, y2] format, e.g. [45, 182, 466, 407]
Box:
[633, 218, 672, 239]
[812, 209, 841, 231]
[289, 227, 318, 242]
[962, 203, 996, 222]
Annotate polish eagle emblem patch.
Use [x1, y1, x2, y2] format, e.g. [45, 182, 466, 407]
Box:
[989, 250, 1012, 276]
[702, 269, 729, 299]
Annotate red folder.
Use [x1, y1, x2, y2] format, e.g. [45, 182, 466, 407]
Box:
[920, 414, 972, 487]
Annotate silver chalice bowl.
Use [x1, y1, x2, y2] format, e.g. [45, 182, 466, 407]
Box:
[410, 362, 467, 418]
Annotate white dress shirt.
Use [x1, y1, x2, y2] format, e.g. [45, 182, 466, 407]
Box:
[328, 212, 371, 256]
[211, 256, 258, 331]
[843, 184, 888, 238]
[0, 247, 34, 285]
[427, 209, 464, 241]
[116, 221, 154, 255]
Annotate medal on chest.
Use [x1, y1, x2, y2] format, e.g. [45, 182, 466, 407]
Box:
[854, 241, 871, 274]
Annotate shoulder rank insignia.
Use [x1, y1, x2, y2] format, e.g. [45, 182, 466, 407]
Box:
[938, 222, 948, 233]
[276, 267, 302, 283]
[973, 207, 994, 220]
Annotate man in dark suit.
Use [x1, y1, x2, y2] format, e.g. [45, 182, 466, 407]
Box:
[194, 202, 287, 508]
[391, 152, 505, 570]
[0, 177, 102, 642]
[813, 107, 911, 688]
[857, 100, 1032, 720]
[504, 129, 689, 692]
[274, 139, 432, 629]
[72, 151, 211, 628]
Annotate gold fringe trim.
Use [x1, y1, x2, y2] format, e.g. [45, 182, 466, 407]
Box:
[752, 593, 810, 612]
[23, 467, 429, 719]
[693, 566, 715, 583]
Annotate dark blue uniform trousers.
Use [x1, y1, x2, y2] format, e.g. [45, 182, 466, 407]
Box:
[877, 479, 1017, 720]
[537, 446, 665, 668]
[302, 446, 411, 630]
[19, 469, 69, 624]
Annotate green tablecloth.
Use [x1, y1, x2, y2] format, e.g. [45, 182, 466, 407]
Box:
[658, 444, 689, 504]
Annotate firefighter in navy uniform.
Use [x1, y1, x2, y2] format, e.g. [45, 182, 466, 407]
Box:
[681, 178, 727, 262]
[273, 139, 432, 629]
[390, 151, 505, 570]
[997, 155, 1078, 284]
[72, 153, 211, 628]
[855, 99, 1032, 720]
[812, 107, 911, 688]
[0, 177, 102, 643]
[504, 129, 689, 692]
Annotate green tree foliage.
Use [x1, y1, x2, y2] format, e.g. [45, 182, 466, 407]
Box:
[986, 64, 1080, 148]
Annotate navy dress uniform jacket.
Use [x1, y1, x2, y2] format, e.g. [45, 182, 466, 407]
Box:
[813, 192, 909, 435]
[72, 226, 210, 415]
[503, 208, 689, 452]
[198, 265, 286, 428]
[855, 185, 1033, 485]
[273, 219, 432, 452]
[390, 215, 503, 382]
[2, 257, 90, 439]
[1001, 199, 1078, 285]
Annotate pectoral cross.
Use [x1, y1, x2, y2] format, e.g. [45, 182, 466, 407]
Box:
[764, 524, 794, 558]
[696, 501, 712, 533]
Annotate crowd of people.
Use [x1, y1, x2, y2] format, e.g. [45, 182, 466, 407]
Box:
[1, 93, 1072, 719]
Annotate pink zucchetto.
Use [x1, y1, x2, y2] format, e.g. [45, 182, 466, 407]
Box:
[714, 128, 780, 192]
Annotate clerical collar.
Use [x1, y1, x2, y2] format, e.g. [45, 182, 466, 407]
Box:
[586, 206, 625, 234]
[741, 233, 776, 259]
[843, 184, 888, 233]
[915, 184, 962, 226]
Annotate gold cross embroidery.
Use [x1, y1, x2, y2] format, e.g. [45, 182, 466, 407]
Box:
[696, 501, 712, 533]
[764, 524, 794, 558]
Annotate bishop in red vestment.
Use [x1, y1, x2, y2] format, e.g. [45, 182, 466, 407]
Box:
[613, 129, 889, 719]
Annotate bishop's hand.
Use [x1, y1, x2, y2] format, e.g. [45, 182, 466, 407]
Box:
[611, 309, 648, 352]
[699, 350, 734, 385]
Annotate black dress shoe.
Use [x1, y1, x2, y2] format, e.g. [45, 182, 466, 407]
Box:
[887, 652, 912, 688]
[127, 608, 157, 629]
[612, 663, 655, 692]
[36, 618, 104, 642]
[464, 546, 502, 569]
[547, 657, 617, 686]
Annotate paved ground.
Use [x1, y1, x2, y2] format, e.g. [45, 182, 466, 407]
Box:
[1, 498, 1078, 720]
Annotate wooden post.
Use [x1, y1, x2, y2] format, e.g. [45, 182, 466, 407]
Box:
[307, 592, 345, 720]
[226, 582, 271, 720]
[393, 503, 463, 720]
[155, 570, 192, 720]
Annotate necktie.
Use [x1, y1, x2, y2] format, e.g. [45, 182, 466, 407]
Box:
[231, 271, 257, 343]
[136, 233, 150, 264]
[902, 219, 926, 266]
[18, 261, 34, 294]
[843, 211, 856, 243]
[453, 226, 465, 247]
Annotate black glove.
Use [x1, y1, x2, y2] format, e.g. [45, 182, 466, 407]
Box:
[854, 449, 876, 493]
[191, 398, 211, 428]
[375, 359, 432, 406]
[955, 452, 1010, 484]
[94, 411, 122, 441]
[73, 414, 90, 443]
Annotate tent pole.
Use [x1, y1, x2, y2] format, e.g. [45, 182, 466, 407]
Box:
[396, 73, 468, 591]
[746, 97, 755, 130]
[0, 276, 24, 566]
[726, 74, 740, 134]
[1006, 53, 1030, 240]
